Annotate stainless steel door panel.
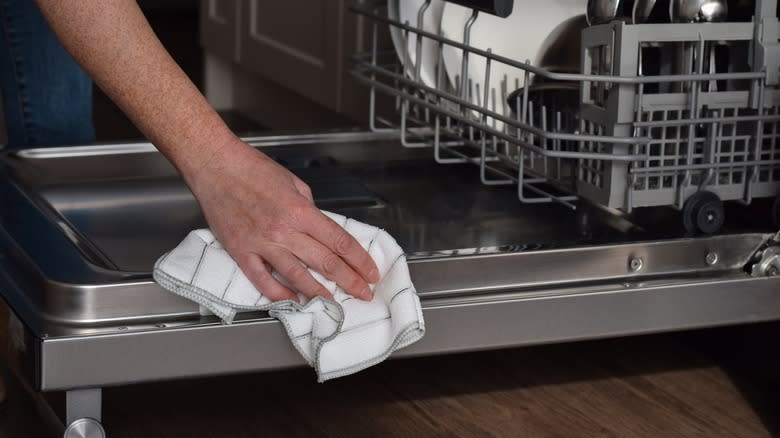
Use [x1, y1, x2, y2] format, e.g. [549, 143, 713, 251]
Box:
[31, 274, 780, 390]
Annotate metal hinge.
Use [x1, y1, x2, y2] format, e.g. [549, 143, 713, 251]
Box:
[750, 231, 780, 277]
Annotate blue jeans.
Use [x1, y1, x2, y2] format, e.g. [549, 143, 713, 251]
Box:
[0, 0, 94, 149]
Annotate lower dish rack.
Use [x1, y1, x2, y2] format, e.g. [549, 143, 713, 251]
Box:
[350, 0, 780, 234]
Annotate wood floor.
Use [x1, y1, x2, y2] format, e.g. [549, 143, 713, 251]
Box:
[2, 321, 779, 437]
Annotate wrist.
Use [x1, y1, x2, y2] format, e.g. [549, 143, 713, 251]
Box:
[177, 131, 248, 189]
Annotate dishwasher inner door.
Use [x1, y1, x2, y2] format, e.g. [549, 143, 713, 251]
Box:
[0, 131, 778, 393]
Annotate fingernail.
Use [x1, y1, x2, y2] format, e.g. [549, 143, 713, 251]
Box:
[368, 268, 380, 283]
[361, 287, 373, 301]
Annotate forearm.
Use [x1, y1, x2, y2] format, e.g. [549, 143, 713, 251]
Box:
[34, 0, 241, 179]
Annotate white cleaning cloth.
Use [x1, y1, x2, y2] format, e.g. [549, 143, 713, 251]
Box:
[153, 211, 425, 382]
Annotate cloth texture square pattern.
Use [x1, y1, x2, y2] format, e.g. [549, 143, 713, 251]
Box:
[153, 211, 425, 382]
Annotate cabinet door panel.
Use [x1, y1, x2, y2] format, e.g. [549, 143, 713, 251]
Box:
[200, 0, 239, 60]
[240, 0, 343, 110]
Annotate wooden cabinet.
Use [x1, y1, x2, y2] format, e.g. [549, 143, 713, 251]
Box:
[199, 0, 239, 60]
[239, 0, 344, 109]
[199, 0, 383, 123]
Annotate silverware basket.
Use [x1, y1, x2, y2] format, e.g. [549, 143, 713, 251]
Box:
[350, 0, 780, 233]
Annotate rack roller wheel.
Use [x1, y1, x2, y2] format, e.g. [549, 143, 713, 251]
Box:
[772, 195, 780, 229]
[683, 191, 724, 235]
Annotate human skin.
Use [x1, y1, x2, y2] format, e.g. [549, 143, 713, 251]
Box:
[34, 0, 379, 301]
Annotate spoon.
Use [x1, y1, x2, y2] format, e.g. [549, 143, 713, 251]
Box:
[632, 0, 657, 23]
[586, 0, 622, 25]
[670, 0, 727, 22]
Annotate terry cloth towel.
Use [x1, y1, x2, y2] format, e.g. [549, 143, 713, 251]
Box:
[153, 211, 425, 382]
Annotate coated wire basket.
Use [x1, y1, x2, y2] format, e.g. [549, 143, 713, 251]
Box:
[350, 0, 780, 233]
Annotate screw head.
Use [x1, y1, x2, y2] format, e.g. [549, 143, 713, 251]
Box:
[705, 252, 719, 266]
[629, 257, 644, 272]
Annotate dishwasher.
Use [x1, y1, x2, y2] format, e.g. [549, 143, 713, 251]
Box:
[2, 0, 780, 436]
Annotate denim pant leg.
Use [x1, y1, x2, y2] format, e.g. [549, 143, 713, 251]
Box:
[0, 0, 94, 149]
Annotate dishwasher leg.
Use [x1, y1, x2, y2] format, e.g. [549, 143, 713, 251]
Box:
[63, 388, 105, 438]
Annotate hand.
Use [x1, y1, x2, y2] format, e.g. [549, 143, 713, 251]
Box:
[184, 138, 379, 302]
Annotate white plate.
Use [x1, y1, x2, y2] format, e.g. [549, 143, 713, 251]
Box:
[388, 0, 407, 76]
[388, 0, 445, 87]
[440, 1, 586, 130]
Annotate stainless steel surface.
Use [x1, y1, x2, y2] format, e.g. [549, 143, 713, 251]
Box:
[63, 418, 105, 438]
[28, 274, 780, 390]
[66, 389, 102, 424]
[587, 0, 622, 25]
[409, 233, 768, 295]
[670, 0, 727, 22]
[633, 0, 656, 23]
[1, 132, 779, 392]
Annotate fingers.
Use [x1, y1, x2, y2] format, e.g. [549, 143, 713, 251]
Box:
[286, 232, 373, 300]
[303, 211, 380, 284]
[237, 253, 299, 302]
[262, 246, 334, 300]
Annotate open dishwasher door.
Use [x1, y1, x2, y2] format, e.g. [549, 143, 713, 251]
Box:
[0, 132, 779, 432]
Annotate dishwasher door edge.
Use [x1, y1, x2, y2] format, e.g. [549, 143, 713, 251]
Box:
[23, 274, 780, 391]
